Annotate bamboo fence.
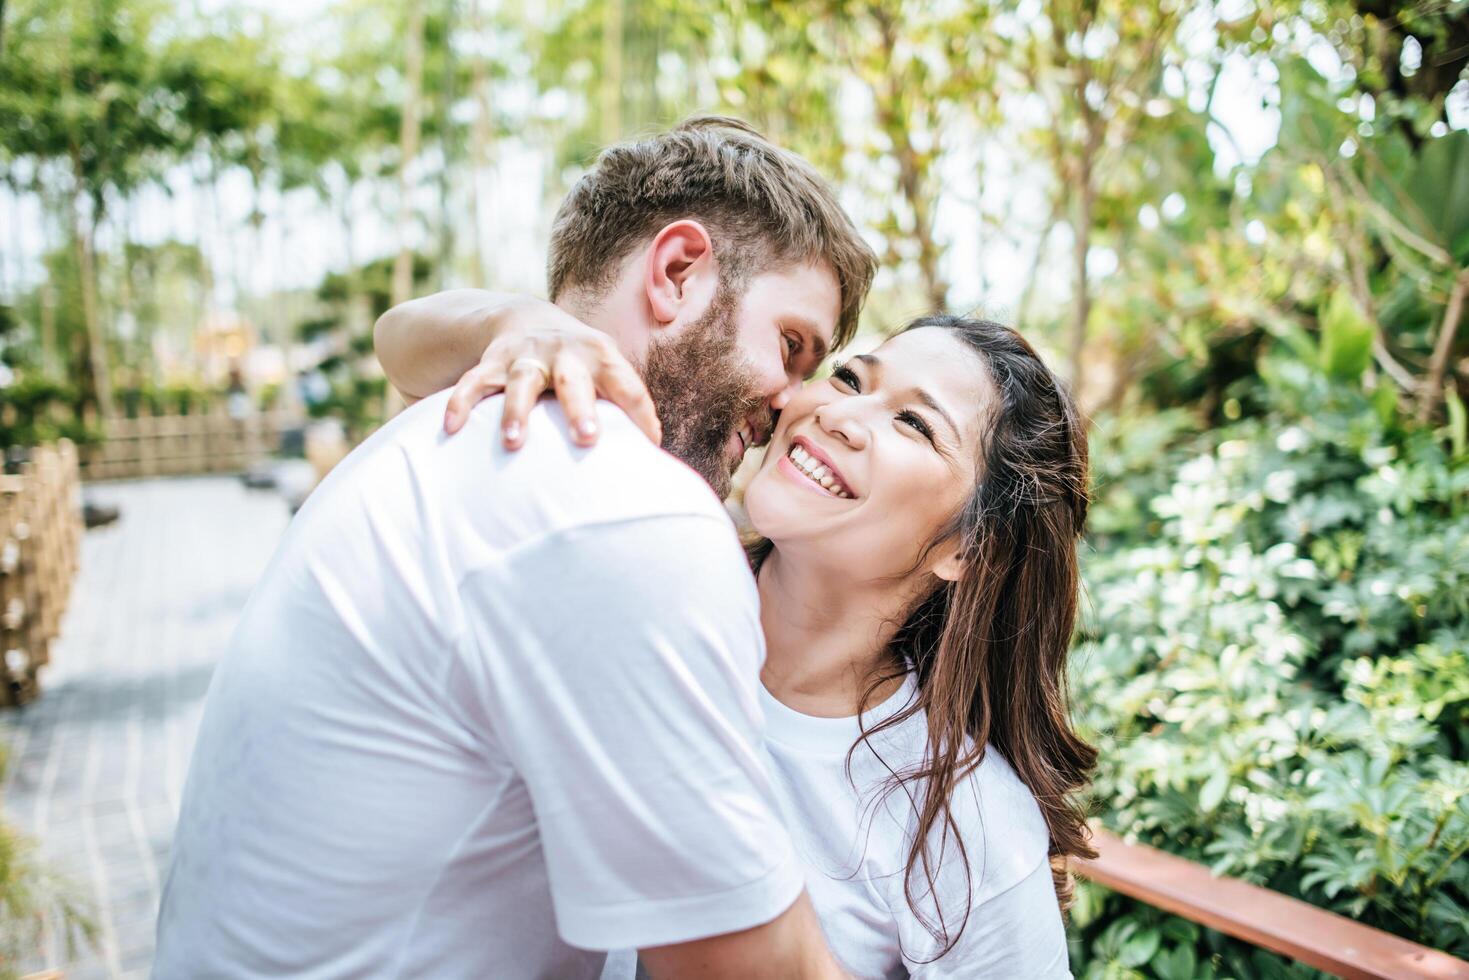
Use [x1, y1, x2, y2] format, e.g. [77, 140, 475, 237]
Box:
[0, 441, 82, 706]
[81, 412, 294, 481]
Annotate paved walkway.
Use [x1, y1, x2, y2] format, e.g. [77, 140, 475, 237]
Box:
[3, 477, 291, 978]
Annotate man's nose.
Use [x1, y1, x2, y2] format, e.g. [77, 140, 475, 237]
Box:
[768, 375, 803, 412]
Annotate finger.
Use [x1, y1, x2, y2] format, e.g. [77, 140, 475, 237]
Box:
[444, 365, 506, 435]
[499, 361, 551, 449]
[552, 358, 600, 448]
[599, 362, 662, 445]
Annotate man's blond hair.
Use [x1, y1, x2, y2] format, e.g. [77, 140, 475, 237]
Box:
[548, 116, 877, 349]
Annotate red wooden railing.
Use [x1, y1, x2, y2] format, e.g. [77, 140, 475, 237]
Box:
[1075, 829, 1469, 980]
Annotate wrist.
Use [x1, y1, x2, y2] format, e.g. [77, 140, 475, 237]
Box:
[478, 293, 533, 341]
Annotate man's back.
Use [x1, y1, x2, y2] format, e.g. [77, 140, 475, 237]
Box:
[155, 392, 801, 978]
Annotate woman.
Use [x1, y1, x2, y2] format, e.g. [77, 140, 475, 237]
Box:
[379, 307, 1095, 977]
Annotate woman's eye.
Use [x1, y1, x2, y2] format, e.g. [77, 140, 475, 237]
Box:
[831, 364, 860, 391]
[898, 410, 934, 442]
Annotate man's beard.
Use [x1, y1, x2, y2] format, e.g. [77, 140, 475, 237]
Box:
[641, 293, 769, 500]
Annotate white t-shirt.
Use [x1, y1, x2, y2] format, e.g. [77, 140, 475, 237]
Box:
[764, 675, 1069, 978]
[605, 676, 1070, 980]
[155, 391, 804, 979]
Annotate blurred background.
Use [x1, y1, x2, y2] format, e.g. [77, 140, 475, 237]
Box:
[0, 0, 1466, 977]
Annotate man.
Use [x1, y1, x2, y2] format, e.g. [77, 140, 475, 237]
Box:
[155, 117, 877, 978]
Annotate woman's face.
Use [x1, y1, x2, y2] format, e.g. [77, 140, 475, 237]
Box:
[745, 327, 994, 581]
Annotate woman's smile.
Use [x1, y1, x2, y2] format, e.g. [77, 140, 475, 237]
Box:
[776, 436, 857, 498]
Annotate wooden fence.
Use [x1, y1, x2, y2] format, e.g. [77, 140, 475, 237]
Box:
[81, 412, 295, 481]
[1075, 828, 1469, 980]
[0, 441, 82, 706]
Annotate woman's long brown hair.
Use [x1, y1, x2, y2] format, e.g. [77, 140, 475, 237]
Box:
[750, 314, 1097, 961]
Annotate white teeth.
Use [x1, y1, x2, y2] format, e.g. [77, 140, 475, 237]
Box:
[785, 444, 853, 499]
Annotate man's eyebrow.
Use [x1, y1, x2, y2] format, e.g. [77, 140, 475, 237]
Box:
[853, 353, 961, 441]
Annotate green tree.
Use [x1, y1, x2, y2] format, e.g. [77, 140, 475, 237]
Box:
[0, 0, 182, 418]
[1010, 0, 1188, 397]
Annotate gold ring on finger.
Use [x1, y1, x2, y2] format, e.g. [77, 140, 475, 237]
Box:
[510, 356, 552, 388]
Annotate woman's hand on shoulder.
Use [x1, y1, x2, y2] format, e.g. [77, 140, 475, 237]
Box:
[443, 296, 661, 451]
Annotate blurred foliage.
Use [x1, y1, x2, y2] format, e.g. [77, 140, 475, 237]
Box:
[0, 749, 96, 976]
[292, 252, 434, 438]
[1074, 348, 1469, 975]
[1062, 2, 1469, 972]
[2, 0, 1464, 424]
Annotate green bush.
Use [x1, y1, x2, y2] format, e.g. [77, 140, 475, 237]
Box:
[117, 380, 218, 418]
[0, 375, 98, 450]
[305, 371, 386, 442]
[1069, 356, 1469, 977]
[0, 749, 95, 976]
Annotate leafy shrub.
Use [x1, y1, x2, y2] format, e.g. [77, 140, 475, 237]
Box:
[0, 375, 98, 450]
[0, 749, 95, 976]
[1069, 354, 1469, 977]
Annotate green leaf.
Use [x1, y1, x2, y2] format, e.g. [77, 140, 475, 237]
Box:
[1446, 386, 1467, 460]
[1118, 926, 1161, 968]
[1153, 944, 1198, 980]
[1320, 289, 1374, 381]
[1371, 383, 1399, 430]
[1409, 131, 1469, 262]
[1199, 769, 1230, 813]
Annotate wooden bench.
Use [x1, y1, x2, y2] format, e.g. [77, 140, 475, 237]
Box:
[1075, 828, 1469, 980]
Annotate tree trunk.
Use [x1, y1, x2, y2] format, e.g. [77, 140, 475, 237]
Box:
[1016, 202, 1059, 329]
[897, 143, 947, 313]
[600, 0, 624, 144]
[873, 12, 946, 313]
[68, 167, 115, 420]
[73, 213, 115, 420]
[1068, 155, 1094, 399]
[192, 159, 213, 367]
[1420, 266, 1469, 421]
[436, 0, 457, 292]
[40, 282, 57, 377]
[391, 1, 427, 310]
[468, 0, 496, 287]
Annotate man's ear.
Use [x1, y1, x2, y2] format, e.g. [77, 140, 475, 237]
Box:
[644, 220, 718, 326]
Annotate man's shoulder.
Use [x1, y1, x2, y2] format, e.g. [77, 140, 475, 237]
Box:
[292, 391, 732, 560]
[440, 391, 730, 531]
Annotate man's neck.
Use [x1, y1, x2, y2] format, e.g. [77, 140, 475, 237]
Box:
[556, 285, 652, 366]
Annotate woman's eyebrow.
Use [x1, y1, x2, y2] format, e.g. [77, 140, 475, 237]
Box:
[853, 353, 962, 441]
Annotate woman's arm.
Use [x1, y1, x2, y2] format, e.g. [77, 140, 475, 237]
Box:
[373, 289, 660, 449]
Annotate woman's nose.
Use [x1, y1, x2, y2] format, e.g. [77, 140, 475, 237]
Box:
[815, 402, 867, 450]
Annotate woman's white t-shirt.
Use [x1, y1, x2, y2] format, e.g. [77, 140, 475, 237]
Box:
[605, 674, 1071, 979]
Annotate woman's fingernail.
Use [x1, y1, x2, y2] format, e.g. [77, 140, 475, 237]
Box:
[504, 421, 522, 444]
[576, 419, 597, 440]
